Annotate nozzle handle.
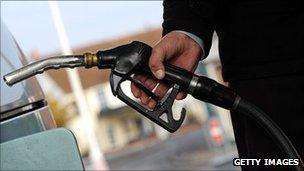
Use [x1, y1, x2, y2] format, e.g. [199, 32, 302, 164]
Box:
[96, 41, 238, 109]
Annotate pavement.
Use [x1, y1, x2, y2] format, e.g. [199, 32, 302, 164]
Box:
[84, 129, 241, 170]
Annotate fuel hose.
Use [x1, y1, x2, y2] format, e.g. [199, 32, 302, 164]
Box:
[168, 68, 304, 171]
[140, 58, 304, 170]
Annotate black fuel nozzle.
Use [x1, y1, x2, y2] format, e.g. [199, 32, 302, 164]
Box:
[95, 41, 151, 71]
[94, 41, 237, 132]
[95, 41, 238, 110]
[96, 41, 187, 132]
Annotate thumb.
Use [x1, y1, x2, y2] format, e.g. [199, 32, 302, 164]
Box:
[149, 47, 166, 79]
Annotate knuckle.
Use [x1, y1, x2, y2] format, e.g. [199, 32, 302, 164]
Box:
[145, 79, 157, 89]
[155, 86, 167, 97]
[142, 96, 149, 105]
[130, 83, 136, 91]
[150, 48, 163, 64]
[151, 48, 162, 58]
[149, 58, 157, 69]
[148, 100, 156, 109]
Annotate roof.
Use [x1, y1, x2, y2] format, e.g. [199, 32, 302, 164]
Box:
[46, 28, 162, 93]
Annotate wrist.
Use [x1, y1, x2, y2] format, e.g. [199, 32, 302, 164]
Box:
[172, 30, 205, 60]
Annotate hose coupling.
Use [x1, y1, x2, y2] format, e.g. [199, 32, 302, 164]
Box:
[84, 52, 98, 68]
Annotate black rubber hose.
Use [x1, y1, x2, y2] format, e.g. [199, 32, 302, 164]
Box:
[234, 98, 304, 171]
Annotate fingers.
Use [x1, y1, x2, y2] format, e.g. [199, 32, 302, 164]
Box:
[147, 82, 169, 109]
[131, 74, 168, 109]
[131, 82, 141, 98]
[139, 78, 157, 105]
[149, 47, 166, 80]
[131, 74, 186, 109]
[132, 31, 202, 108]
[131, 74, 147, 98]
[176, 92, 187, 100]
[131, 74, 158, 107]
[149, 32, 193, 80]
[147, 99, 157, 109]
[154, 82, 169, 99]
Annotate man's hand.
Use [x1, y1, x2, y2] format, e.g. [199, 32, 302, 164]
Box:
[131, 31, 202, 109]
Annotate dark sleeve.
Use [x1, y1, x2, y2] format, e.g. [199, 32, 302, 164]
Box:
[162, 0, 215, 57]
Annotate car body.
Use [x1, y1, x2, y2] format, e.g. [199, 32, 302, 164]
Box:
[0, 20, 56, 142]
[0, 20, 85, 170]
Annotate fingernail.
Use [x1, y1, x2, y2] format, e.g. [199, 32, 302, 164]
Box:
[155, 69, 165, 79]
[148, 100, 156, 109]
[176, 93, 187, 100]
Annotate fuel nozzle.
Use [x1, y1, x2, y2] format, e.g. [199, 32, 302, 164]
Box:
[3, 53, 100, 86]
[3, 41, 150, 86]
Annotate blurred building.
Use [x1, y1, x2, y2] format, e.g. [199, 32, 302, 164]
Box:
[40, 28, 234, 154]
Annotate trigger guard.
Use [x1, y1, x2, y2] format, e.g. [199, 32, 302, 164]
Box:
[115, 82, 186, 132]
[153, 84, 186, 132]
[110, 71, 126, 96]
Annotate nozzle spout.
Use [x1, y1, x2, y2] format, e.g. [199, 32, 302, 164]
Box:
[3, 55, 85, 86]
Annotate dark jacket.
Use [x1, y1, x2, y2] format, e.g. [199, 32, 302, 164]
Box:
[162, 0, 304, 81]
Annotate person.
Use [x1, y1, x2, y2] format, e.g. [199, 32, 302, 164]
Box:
[131, 0, 304, 170]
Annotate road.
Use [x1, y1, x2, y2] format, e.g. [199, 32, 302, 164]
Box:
[101, 129, 240, 170]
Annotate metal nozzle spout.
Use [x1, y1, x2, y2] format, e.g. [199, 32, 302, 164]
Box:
[3, 55, 86, 86]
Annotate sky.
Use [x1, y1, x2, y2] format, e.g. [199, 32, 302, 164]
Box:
[1, 1, 163, 56]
